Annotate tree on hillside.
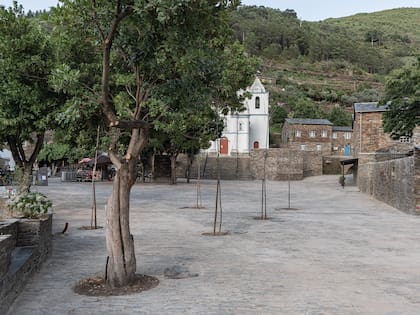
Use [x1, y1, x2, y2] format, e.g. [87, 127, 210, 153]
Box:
[0, 4, 64, 192]
[328, 107, 352, 126]
[52, 0, 255, 288]
[382, 59, 420, 138]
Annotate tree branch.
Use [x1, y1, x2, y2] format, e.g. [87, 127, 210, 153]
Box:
[108, 129, 122, 169]
[109, 120, 151, 129]
[92, 0, 106, 41]
[101, 2, 134, 124]
[28, 132, 45, 165]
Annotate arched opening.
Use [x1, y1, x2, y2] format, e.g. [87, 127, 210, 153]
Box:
[255, 97, 260, 109]
[253, 141, 259, 149]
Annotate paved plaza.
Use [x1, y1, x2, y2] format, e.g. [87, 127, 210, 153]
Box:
[6, 176, 420, 315]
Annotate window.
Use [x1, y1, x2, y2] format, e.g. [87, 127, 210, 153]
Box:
[399, 136, 411, 143]
[255, 97, 260, 109]
[333, 146, 339, 151]
[321, 130, 327, 138]
[332, 132, 338, 139]
[295, 130, 302, 138]
[344, 132, 352, 140]
[309, 131, 316, 138]
[316, 144, 322, 151]
[300, 144, 306, 151]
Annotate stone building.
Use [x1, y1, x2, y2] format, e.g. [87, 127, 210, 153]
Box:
[352, 102, 412, 161]
[331, 126, 353, 156]
[281, 118, 333, 154]
[207, 77, 269, 156]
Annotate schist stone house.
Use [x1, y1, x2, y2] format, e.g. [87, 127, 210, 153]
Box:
[206, 77, 269, 155]
[352, 102, 411, 160]
[281, 118, 353, 156]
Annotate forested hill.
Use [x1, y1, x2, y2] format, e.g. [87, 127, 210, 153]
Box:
[231, 6, 420, 74]
[230, 6, 420, 132]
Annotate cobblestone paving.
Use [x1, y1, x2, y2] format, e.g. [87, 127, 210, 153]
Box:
[6, 176, 420, 315]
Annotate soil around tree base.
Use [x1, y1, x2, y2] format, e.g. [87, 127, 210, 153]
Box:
[73, 274, 159, 296]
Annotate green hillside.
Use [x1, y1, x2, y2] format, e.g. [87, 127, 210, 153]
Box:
[323, 8, 420, 64]
[230, 6, 420, 136]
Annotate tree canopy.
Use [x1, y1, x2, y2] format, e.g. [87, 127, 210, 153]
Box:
[382, 59, 420, 138]
[0, 3, 64, 189]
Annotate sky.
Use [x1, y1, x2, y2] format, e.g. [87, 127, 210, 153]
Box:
[0, 0, 419, 20]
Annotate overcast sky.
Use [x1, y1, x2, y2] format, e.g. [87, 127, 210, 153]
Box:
[0, 0, 419, 21]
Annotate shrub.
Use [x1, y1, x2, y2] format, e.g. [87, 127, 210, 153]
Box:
[8, 192, 52, 218]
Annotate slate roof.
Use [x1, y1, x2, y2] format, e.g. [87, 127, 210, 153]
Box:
[332, 126, 353, 132]
[354, 102, 389, 113]
[285, 118, 333, 126]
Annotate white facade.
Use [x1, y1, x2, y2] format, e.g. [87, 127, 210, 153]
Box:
[207, 77, 269, 155]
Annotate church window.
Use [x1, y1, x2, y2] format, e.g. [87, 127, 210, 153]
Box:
[295, 130, 301, 137]
[321, 130, 327, 138]
[309, 131, 316, 138]
[255, 97, 260, 109]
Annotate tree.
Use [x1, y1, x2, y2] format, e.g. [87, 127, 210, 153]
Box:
[0, 3, 64, 192]
[382, 59, 420, 138]
[328, 107, 352, 126]
[53, 0, 253, 288]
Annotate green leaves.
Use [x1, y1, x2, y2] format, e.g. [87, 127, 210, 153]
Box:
[382, 59, 420, 138]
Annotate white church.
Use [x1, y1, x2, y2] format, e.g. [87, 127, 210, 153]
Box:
[207, 77, 269, 155]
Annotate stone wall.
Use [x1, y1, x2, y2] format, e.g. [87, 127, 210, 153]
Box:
[0, 215, 53, 314]
[282, 122, 332, 154]
[358, 156, 416, 214]
[352, 111, 410, 155]
[303, 152, 323, 177]
[250, 149, 304, 180]
[176, 149, 323, 181]
[0, 235, 13, 277]
[176, 154, 252, 180]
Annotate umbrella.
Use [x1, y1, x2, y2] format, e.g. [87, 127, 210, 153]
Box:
[78, 157, 92, 164]
[89, 154, 112, 166]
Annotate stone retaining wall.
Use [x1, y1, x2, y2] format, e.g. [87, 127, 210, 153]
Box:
[0, 214, 52, 314]
[358, 156, 416, 214]
[0, 235, 13, 277]
[176, 149, 323, 181]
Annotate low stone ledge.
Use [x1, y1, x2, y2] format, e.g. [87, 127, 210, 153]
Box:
[0, 214, 52, 315]
[0, 247, 35, 315]
[0, 235, 14, 278]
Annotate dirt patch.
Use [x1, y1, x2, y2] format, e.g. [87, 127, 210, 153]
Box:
[78, 226, 104, 230]
[202, 231, 229, 236]
[74, 274, 159, 296]
[253, 216, 272, 220]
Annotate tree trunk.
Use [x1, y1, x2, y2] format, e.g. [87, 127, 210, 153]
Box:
[18, 164, 33, 194]
[105, 163, 136, 288]
[186, 153, 194, 184]
[170, 155, 177, 185]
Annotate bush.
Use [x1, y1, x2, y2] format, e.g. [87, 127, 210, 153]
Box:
[8, 192, 52, 218]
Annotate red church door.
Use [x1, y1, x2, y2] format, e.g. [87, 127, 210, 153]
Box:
[253, 141, 259, 149]
[219, 138, 228, 154]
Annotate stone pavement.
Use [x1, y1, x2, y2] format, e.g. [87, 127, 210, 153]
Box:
[6, 176, 420, 315]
